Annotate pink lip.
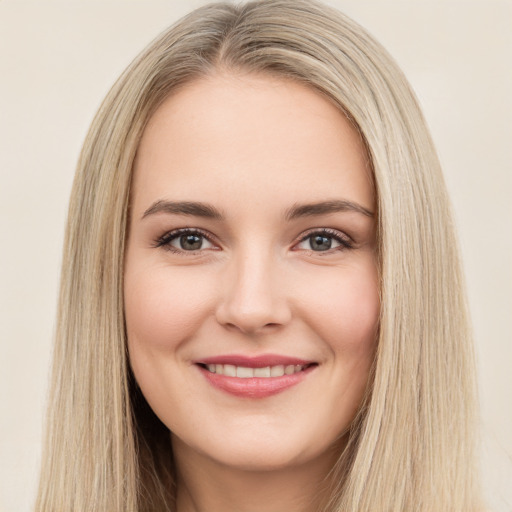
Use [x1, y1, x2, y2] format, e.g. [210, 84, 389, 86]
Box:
[196, 354, 313, 368]
[195, 354, 317, 399]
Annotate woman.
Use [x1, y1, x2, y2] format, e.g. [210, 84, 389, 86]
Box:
[36, 1, 483, 510]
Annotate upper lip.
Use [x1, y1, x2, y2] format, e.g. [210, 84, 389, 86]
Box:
[195, 354, 316, 368]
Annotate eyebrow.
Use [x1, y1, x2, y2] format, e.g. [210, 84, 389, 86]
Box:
[141, 198, 374, 221]
[285, 199, 374, 220]
[142, 200, 224, 220]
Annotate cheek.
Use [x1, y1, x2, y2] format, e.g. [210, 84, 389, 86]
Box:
[123, 264, 217, 428]
[296, 259, 379, 422]
[124, 265, 214, 352]
[317, 265, 379, 425]
[298, 260, 380, 354]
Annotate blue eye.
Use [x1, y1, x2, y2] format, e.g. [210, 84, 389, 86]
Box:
[156, 229, 215, 252]
[296, 230, 352, 252]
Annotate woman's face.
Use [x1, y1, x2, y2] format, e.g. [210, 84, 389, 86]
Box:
[125, 73, 379, 472]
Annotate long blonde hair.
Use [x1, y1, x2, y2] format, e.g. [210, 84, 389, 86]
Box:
[36, 1, 482, 510]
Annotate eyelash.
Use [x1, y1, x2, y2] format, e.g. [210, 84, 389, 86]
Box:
[154, 228, 217, 254]
[296, 228, 354, 253]
[153, 228, 354, 255]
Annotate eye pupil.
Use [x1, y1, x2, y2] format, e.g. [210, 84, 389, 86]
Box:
[180, 234, 202, 250]
[310, 235, 332, 251]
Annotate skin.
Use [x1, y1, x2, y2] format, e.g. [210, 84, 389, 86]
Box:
[124, 72, 379, 512]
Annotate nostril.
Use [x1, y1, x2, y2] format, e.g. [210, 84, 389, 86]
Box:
[223, 321, 284, 335]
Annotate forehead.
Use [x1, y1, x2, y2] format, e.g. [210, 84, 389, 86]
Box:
[132, 72, 374, 214]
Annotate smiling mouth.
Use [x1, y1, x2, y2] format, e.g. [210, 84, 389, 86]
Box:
[198, 363, 314, 378]
[195, 357, 318, 398]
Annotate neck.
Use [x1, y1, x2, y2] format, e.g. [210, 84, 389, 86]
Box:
[172, 436, 342, 512]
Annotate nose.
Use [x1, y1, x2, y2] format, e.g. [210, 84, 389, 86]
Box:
[215, 249, 292, 335]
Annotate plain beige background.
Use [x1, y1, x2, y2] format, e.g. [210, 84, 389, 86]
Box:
[0, 1, 510, 511]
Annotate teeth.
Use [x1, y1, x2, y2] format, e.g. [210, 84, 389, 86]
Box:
[254, 367, 271, 377]
[224, 364, 236, 377]
[236, 366, 254, 378]
[204, 363, 307, 377]
[284, 365, 295, 375]
[270, 365, 285, 377]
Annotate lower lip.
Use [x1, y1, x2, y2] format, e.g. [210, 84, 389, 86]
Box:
[197, 365, 316, 398]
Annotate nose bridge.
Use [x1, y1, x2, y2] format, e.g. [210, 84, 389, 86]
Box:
[216, 241, 290, 333]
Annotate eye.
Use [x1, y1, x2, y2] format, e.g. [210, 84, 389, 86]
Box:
[155, 229, 216, 253]
[295, 229, 353, 252]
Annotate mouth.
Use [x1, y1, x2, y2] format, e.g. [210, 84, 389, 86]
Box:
[194, 355, 318, 398]
[198, 362, 315, 378]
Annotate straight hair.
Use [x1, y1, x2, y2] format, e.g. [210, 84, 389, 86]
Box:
[36, 1, 483, 510]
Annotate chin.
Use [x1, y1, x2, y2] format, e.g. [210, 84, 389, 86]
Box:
[199, 445, 311, 472]
[173, 421, 338, 473]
